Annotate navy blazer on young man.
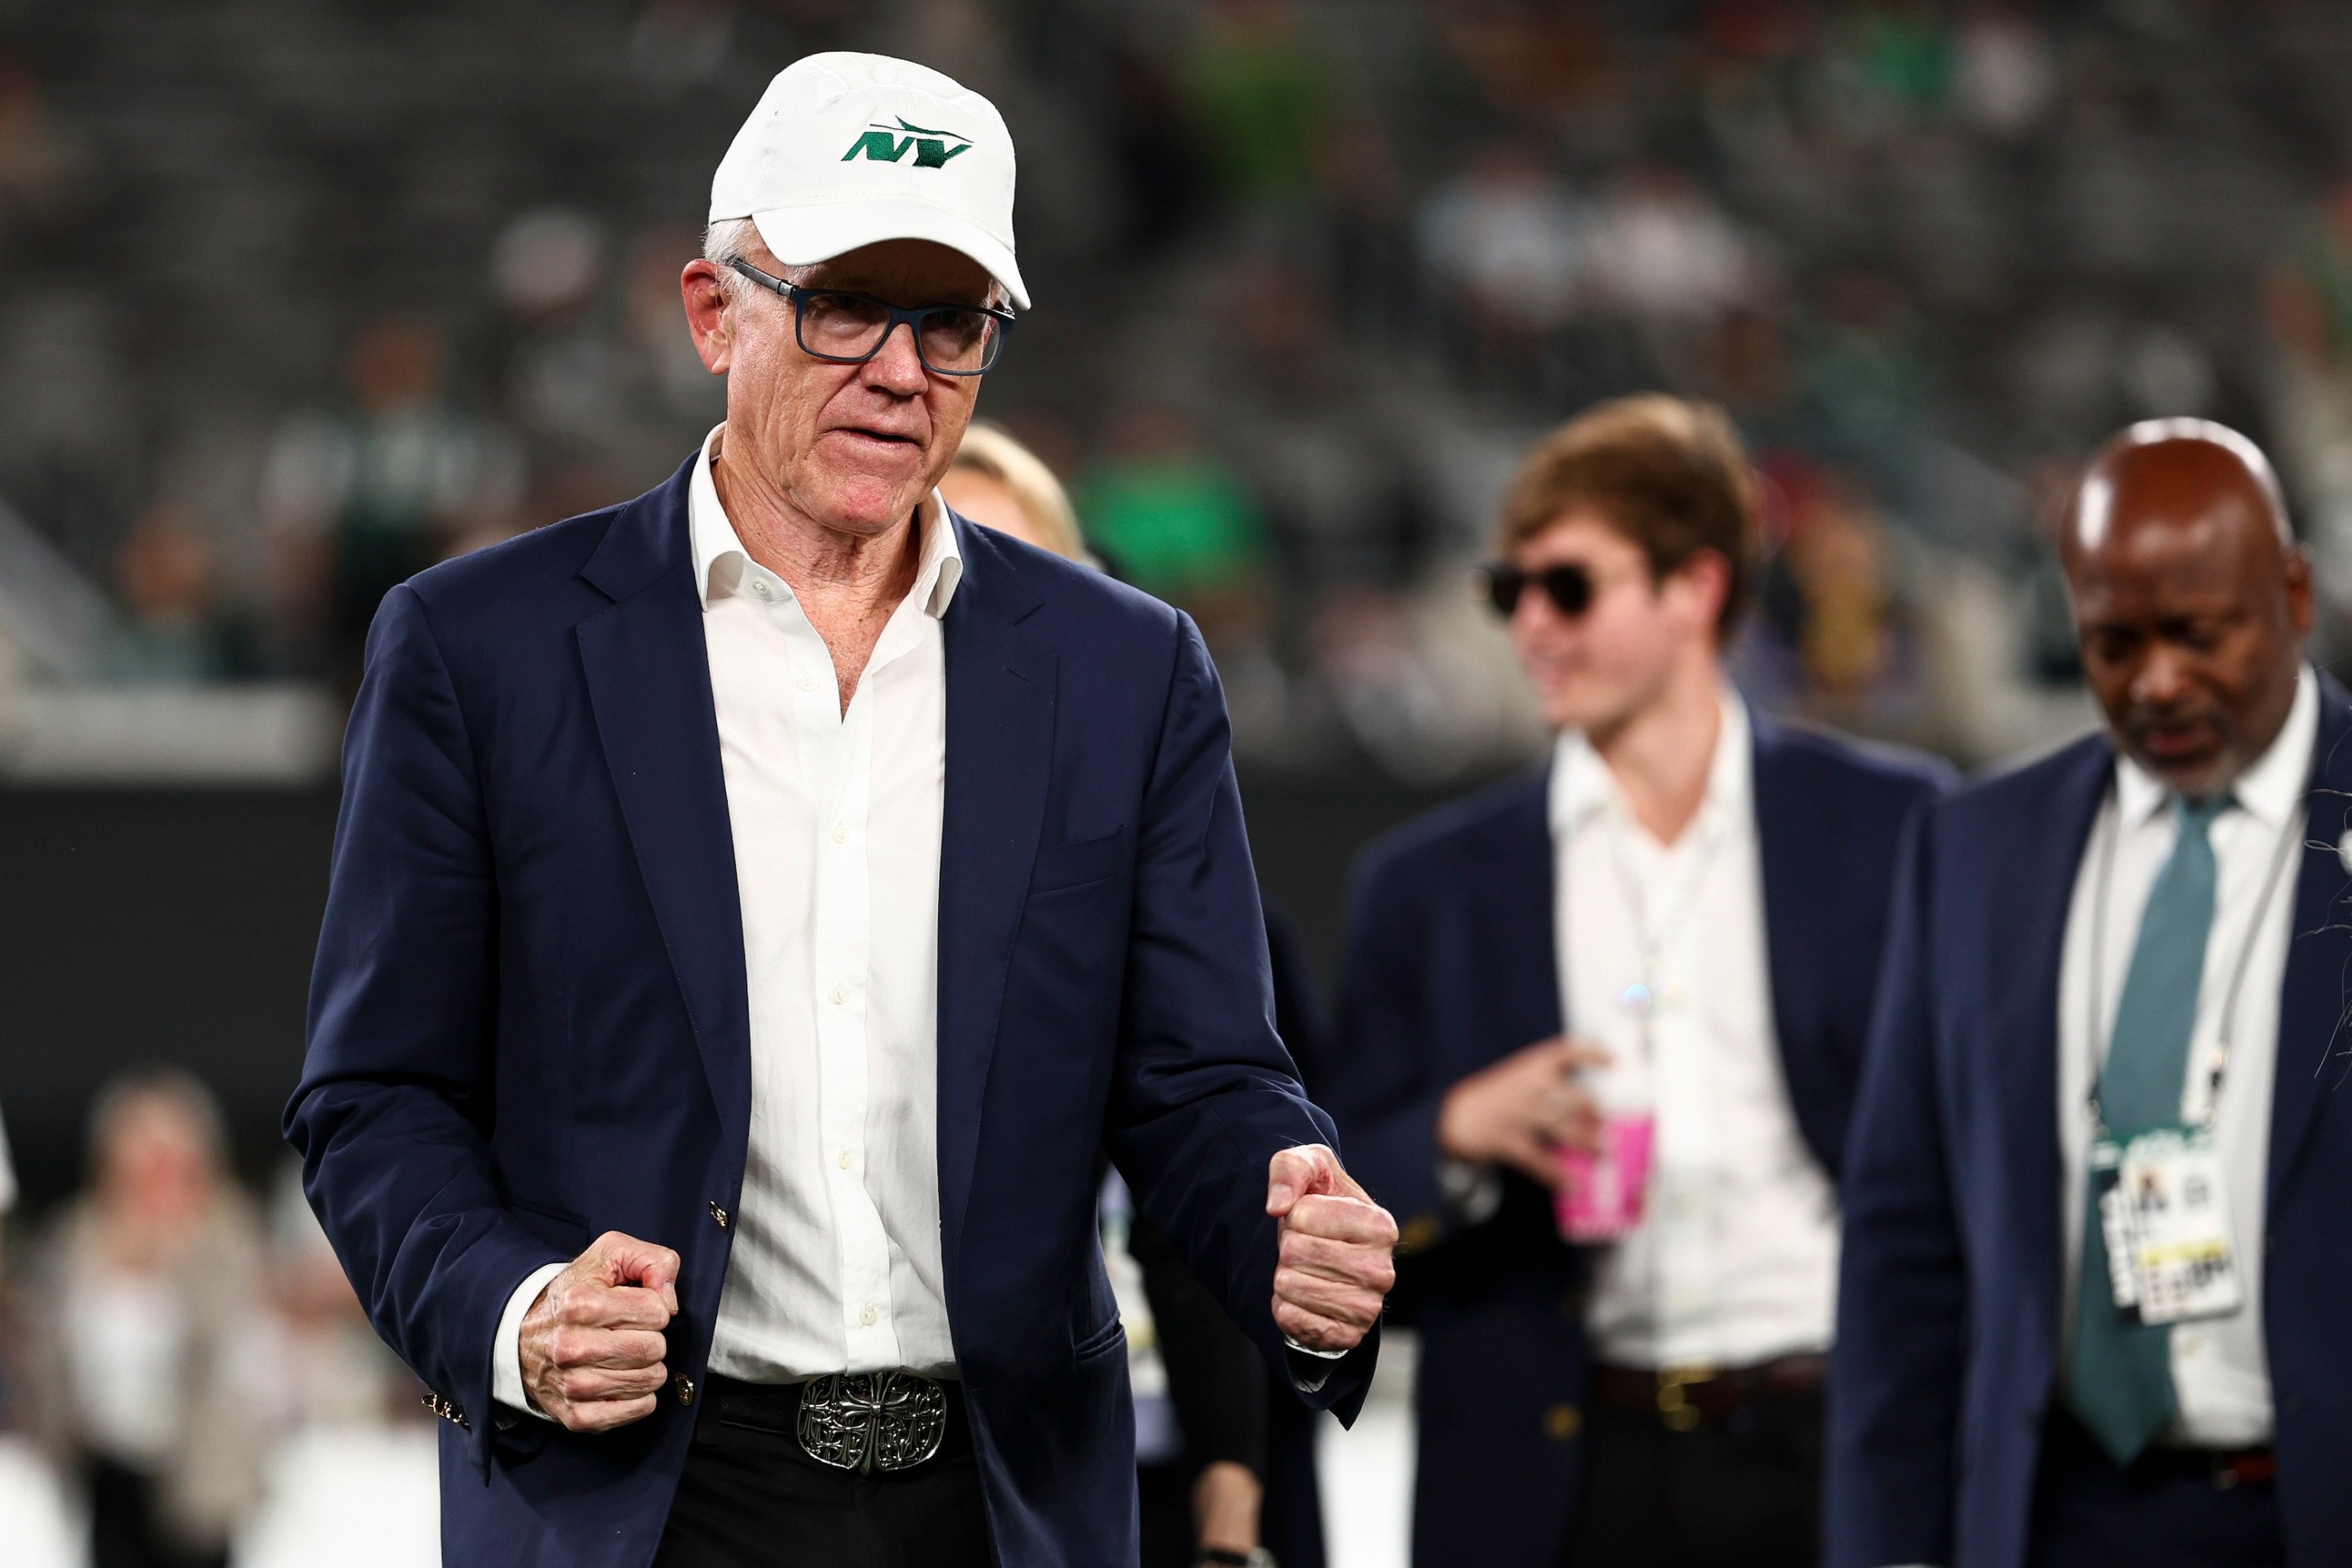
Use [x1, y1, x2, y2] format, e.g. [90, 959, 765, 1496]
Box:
[283, 457, 1374, 1568]
[1830, 678, 2352, 1568]
[1324, 713, 1944, 1568]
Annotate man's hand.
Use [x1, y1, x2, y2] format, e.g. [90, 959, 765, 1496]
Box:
[1267, 1144, 1397, 1354]
[1436, 1035, 1608, 1187]
[518, 1232, 679, 1433]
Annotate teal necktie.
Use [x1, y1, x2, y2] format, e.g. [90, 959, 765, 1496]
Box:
[2067, 793, 2225, 1465]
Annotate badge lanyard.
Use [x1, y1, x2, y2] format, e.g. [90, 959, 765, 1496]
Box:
[2082, 787, 2304, 1138]
[1600, 808, 1728, 1052]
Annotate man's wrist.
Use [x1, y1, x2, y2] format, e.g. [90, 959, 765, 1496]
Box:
[494, 1262, 569, 1420]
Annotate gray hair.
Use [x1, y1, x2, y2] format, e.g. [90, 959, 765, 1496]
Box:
[701, 217, 1009, 310]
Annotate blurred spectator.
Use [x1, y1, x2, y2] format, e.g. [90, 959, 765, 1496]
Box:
[941, 420, 1098, 564]
[2265, 175, 2352, 608]
[0, 60, 93, 234]
[1581, 164, 1757, 326]
[261, 316, 520, 679]
[104, 507, 253, 684]
[1418, 144, 1587, 339]
[1181, 0, 1331, 216]
[1793, 269, 1931, 493]
[225, 1164, 437, 1568]
[1739, 464, 1931, 737]
[1079, 406, 1268, 610]
[1953, 5, 2061, 140]
[17, 1068, 272, 1568]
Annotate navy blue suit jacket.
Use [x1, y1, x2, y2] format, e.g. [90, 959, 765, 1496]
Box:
[284, 458, 1374, 1568]
[1324, 710, 1944, 1568]
[1830, 678, 2352, 1568]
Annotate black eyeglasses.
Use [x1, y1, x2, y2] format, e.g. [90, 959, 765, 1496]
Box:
[725, 259, 1014, 376]
[1477, 561, 1604, 619]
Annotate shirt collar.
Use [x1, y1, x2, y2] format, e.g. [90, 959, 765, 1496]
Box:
[1548, 685, 1753, 840]
[687, 422, 964, 619]
[2113, 662, 2317, 831]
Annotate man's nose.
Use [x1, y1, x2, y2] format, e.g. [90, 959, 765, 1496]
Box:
[858, 321, 931, 394]
[2132, 644, 2194, 706]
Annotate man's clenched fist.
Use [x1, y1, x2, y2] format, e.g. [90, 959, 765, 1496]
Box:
[1266, 1145, 1397, 1354]
[519, 1231, 680, 1432]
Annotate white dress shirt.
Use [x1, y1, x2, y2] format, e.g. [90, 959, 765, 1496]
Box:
[496, 425, 961, 1413]
[2054, 665, 2315, 1449]
[1553, 693, 1842, 1370]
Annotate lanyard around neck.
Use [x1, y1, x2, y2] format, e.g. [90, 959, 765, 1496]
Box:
[2082, 785, 2303, 1134]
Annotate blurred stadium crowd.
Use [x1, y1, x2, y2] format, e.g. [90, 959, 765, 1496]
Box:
[5, 0, 2352, 1564]
[7, 0, 2352, 785]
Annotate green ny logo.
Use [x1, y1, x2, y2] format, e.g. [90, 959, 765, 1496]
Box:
[842, 117, 973, 170]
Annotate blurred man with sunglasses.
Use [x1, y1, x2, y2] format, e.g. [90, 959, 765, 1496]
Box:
[1324, 395, 1944, 1568]
[288, 52, 1392, 1568]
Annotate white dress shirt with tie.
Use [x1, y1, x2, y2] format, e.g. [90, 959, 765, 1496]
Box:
[1552, 692, 1842, 1370]
[496, 425, 961, 1413]
[2054, 664, 2315, 1450]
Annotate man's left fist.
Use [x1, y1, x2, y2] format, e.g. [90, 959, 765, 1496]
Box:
[1267, 1144, 1398, 1353]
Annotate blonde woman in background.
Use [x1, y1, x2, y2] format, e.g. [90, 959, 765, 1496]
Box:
[943, 420, 1295, 1568]
[940, 421, 1100, 567]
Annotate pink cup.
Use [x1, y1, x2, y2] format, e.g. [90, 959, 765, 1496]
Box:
[1555, 1114, 1656, 1242]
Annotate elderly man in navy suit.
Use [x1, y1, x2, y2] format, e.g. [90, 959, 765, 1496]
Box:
[1832, 420, 2351, 1568]
[1325, 396, 1944, 1568]
[284, 53, 1393, 1568]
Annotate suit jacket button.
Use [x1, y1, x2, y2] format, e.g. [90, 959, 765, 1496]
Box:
[675, 1376, 697, 1406]
[710, 1201, 730, 1228]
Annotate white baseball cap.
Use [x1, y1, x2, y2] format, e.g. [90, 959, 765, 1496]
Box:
[710, 52, 1028, 310]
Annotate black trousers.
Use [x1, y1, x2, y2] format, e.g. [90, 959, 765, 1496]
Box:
[2028, 1412, 2284, 1567]
[87, 1456, 227, 1568]
[1559, 1388, 1822, 1568]
[653, 1377, 991, 1568]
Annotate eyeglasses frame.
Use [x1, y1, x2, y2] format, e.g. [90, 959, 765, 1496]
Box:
[724, 258, 1016, 378]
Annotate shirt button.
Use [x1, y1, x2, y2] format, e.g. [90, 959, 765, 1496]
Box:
[709, 1201, 730, 1229]
[838, 1148, 853, 1170]
[752, 581, 773, 600]
[831, 983, 849, 1006]
[798, 675, 818, 693]
[831, 823, 847, 844]
[859, 1303, 879, 1328]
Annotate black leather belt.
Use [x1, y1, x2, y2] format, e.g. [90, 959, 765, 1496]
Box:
[1591, 1354, 1829, 1432]
[2046, 1407, 2274, 1490]
[705, 1372, 971, 1474]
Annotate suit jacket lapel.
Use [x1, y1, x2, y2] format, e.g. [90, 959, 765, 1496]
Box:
[573, 466, 753, 1162]
[1478, 773, 1562, 1052]
[2007, 738, 2113, 1335]
[1748, 708, 1840, 1172]
[2269, 679, 2352, 1205]
[934, 521, 1056, 1261]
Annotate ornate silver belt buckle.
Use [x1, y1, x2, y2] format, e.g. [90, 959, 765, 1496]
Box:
[796, 1371, 947, 1473]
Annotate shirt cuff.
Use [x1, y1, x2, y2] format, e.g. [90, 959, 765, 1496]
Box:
[494, 1263, 568, 1421]
[1282, 1334, 1351, 1361]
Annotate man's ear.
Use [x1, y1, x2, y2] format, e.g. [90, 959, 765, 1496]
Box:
[680, 261, 733, 375]
[1669, 548, 1733, 632]
[2286, 543, 2317, 636]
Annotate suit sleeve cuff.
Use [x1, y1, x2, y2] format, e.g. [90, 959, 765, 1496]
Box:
[494, 1263, 568, 1420]
[1281, 1334, 1352, 1392]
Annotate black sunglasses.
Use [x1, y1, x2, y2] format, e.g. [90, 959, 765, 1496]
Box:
[1477, 561, 1598, 619]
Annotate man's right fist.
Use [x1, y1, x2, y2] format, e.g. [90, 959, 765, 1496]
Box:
[519, 1231, 680, 1432]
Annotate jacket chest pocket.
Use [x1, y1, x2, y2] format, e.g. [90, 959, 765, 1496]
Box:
[1030, 828, 1129, 894]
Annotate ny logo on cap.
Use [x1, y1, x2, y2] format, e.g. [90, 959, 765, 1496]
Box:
[842, 117, 973, 170]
